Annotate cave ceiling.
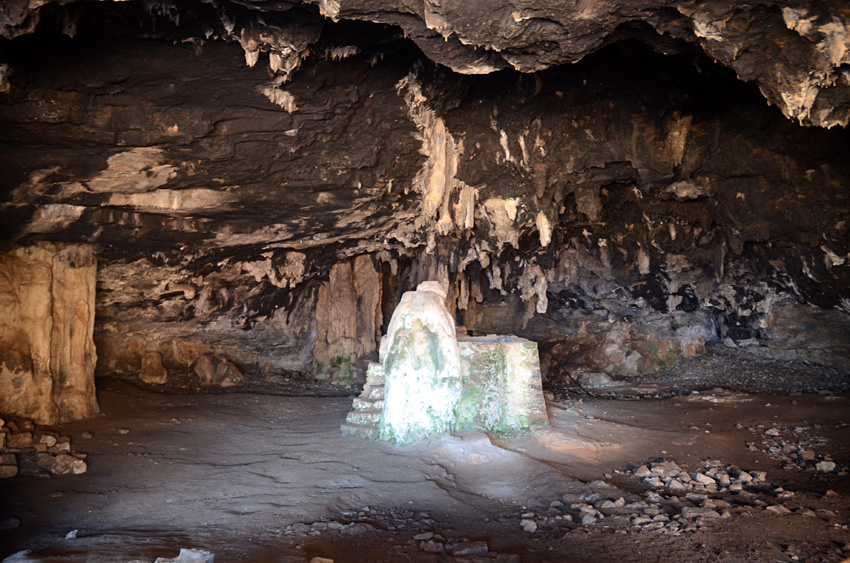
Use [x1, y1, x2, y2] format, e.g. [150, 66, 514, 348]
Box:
[0, 0, 848, 378]
[3, 1, 850, 128]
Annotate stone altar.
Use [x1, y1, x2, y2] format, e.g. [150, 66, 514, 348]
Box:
[341, 282, 548, 444]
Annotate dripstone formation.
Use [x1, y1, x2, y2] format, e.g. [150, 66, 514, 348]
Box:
[0, 0, 847, 401]
[342, 281, 548, 444]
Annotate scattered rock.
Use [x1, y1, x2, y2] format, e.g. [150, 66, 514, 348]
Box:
[154, 548, 215, 563]
[520, 519, 537, 532]
[765, 505, 792, 514]
[747, 424, 844, 473]
[452, 541, 488, 556]
[420, 540, 444, 554]
[49, 454, 87, 475]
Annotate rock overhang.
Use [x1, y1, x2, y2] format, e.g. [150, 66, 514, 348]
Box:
[0, 0, 847, 385]
[2, 0, 849, 128]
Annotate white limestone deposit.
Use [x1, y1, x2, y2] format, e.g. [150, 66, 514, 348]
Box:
[379, 282, 463, 444]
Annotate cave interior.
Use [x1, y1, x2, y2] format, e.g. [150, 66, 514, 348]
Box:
[0, 0, 849, 561]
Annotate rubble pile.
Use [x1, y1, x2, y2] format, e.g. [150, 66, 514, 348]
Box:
[633, 459, 767, 494]
[0, 417, 87, 478]
[519, 459, 845, 538]
[744, 422, 846, 474]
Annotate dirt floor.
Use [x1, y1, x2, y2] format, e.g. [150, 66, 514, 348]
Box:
[1, 356, 849, 562]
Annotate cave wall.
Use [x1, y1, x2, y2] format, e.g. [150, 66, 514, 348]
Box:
[0, 3, 848, 388]
[0, 243, 99, 424]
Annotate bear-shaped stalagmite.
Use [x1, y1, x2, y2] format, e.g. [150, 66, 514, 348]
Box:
[379, 281, 463, 444]
[342, 281, 548, 444]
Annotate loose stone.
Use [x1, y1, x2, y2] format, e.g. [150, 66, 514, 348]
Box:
[452, 541, 488, 556]
[520, 519, 537, 532]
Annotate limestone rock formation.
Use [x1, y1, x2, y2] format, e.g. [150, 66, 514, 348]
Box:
[314, 256, 382, 382]
[455, 335, 548, 435]
[2, 1, 849, 128]
[194, 354, 244, 387]
[0, 1, 847, 388]
[344, 286, 548, 443]
[139, 351, 168, 385]
[0, 243, 99, 424]
[380, 282, 463, 444]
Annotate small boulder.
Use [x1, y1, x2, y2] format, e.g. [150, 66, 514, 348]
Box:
[452, 541, 488, 556]
[0, 465, 18, 478]
[139, 351, 168, 385]
[50, 454, 87, 475]
[816, 461, 836, 472]
[154, 548, 214, 563]
[38, 435, 57, 447]
[576, 371, 619, 389]
[634, 465, 651, 478]
[194, 355, 244, 387]
[421, 540, 444, 554]
[520, 519, 537, 532]
[694, 473, 716, 486]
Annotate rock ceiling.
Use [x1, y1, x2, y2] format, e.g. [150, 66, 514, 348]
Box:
[0, 0, 848, 382]
[4, 1, 850, 127]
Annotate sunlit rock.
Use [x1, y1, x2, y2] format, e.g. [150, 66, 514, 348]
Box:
[455, 335, 549, 435]
[379, 281, 463, 444]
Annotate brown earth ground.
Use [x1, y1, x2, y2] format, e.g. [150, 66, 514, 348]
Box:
[0, 358, 849, 563]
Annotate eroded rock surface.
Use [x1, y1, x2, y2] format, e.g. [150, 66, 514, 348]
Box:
[0, 3, 847, 387]
[380, 282, 463, 444]
[2, 1, 849, 128]
[0, 243, 99, 424]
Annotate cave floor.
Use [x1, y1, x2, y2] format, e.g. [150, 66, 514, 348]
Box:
[1, 381, 849, 563]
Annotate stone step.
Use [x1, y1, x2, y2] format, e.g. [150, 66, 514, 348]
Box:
[366, 375, 386, 387]
[365, 362, 385, 383]
[345, 408, 382, 425]
[353, 397, 384, 411]
[362, 384, 385, 400]
[340, 422, 379, 440]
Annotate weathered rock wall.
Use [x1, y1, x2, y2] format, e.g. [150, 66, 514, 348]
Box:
[0, 243, 99, 424]
[0, 6, 847, 387]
